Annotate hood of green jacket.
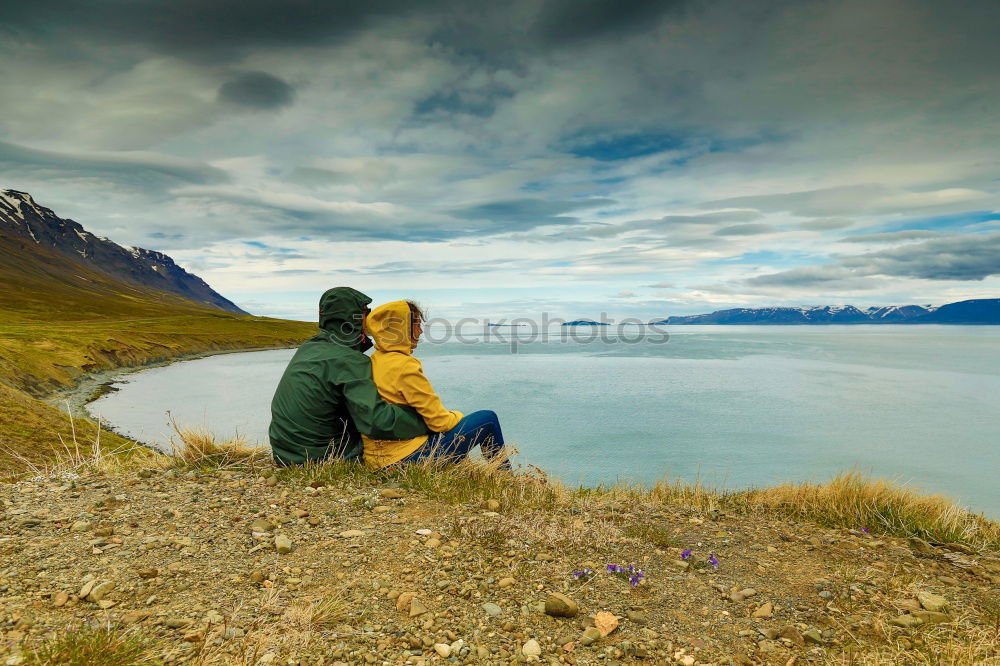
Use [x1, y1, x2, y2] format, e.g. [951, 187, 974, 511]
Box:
[317, 286, 372, 350]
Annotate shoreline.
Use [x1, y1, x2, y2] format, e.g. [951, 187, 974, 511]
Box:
[44, 345, 298, 428]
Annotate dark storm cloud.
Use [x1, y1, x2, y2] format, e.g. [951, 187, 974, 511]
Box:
[839, 233, 1000, 281]
[218, 72, 295, 110]
[534, 0, 688, 46]
[748, 232, 1000, 287]
[2, 0, 429, 64]
[0, 140, 228, 187]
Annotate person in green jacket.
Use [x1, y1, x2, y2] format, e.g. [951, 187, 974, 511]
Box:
[268, 287, 429, 466]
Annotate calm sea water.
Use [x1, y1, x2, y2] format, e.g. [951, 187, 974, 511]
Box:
[86, 325, 1000, 516]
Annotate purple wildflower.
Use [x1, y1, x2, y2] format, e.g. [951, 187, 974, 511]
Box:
[861, 527, 870, 534]
[709, 553, 719, 570]
[681, 549, 692, 560]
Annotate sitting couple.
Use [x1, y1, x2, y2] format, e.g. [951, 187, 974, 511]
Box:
[269, 286, 509, 469]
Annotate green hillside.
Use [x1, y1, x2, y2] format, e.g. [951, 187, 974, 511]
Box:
[0, 226, 314, 471]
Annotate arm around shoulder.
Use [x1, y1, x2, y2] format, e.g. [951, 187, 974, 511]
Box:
[338, 354, 429, 440]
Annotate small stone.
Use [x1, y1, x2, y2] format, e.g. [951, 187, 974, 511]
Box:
[70, 520, 92, 532]
[250, 518, 275, 533]
[818, 590, 834, 600]
[544, 593, 579, 618]
[425, 537, 441, 548]
[482, 603, 502, 617]
[94, 526, 114, 537]
[264, 475, 278, 487]
[803, 628, 824, 644]
[138, 568, 159, 579]
[917, 591, 948, 612]
[249, 570, 266, 584]
[580, 627, 602, 646]
[485, 499, 501, 511]
[912, 610, 952, 625]
[594, 611, 619, 637]
[522, 639, 541, 657]
[339, 529, 365, 538]
[395, 592, 416, 611]
[498, 577, 515, 588]
[433, 643, 451, 658]
[87, 581, 115, 602]
[908, 537, 935, 555]
[669, 559, 691, 571]
[777, 625, 804, 647]
[165, 617, 191, 629]
[730, 588, 757, 602]
[380, 488, 405, 499]
[752, 602, 773, 618]
[889, 614, 924, 628]
[274, 535, 293, 554]
[409, 599, 429, 617]
[625, 609, 647, 624]
[53, 591, 69, 607]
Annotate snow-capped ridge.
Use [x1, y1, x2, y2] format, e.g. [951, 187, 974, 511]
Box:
[0, 188, 247, 314]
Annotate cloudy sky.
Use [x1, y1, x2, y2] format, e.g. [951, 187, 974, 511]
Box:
[1, 0, 997, 320]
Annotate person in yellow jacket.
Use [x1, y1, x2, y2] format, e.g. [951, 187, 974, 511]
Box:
[362, 299, 510, 469]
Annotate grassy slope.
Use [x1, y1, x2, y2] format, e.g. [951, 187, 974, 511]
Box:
[0, 228, 315, 470]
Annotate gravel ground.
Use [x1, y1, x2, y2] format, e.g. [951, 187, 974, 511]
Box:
[1, 468, 998, 665]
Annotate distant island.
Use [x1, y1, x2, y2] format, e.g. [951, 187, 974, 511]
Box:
[487, 323, 527, 327]
[562, 320, 611, 326]
[649, 299, 999, 325]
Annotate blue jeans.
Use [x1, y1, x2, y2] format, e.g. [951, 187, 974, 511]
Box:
[402, 410, 509, 468]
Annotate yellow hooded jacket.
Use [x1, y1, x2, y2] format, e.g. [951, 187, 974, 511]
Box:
[362, 300, 463, 468]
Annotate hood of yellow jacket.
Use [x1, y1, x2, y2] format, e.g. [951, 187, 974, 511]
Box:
[366, 300, 416, 354]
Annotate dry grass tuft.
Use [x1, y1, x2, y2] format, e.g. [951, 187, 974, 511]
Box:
[397, 454, 563, 510]
[22, 622, 162, 666]
[729, 471, 1000, 550]
[21, 411, 999, 554]
[167, 421, 269, 472]
[828, 612, 1000, 665]
[0, 405, 158, 480]
[283, 595, 348, 632]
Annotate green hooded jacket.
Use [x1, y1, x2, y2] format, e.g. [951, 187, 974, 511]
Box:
[268, 287, 429, 465]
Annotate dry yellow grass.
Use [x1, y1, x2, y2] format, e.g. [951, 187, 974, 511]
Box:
[31, 426, 999, 553]
[731, 471, 1000, 551]
[164, 423, 270, 472]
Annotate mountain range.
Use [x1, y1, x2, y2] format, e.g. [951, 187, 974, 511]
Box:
[653, 300, 1000, 325]
[0, 189, 245, 314]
